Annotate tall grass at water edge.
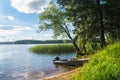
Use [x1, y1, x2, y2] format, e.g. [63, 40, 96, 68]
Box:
[29, 44, 75, 53]
[71, 42, 120, 80]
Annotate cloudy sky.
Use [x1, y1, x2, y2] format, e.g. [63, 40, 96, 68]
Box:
[0, 0, 56, 42]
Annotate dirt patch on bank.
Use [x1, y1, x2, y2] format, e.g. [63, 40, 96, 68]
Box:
[42, 68, 80, 80]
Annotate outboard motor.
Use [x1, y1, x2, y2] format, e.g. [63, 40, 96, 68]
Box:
[55, 56, 60, 60]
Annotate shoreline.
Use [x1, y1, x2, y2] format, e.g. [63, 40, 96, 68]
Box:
[41, 68, 80, 80]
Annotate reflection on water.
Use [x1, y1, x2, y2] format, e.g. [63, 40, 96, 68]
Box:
[0, 44, 76, 80]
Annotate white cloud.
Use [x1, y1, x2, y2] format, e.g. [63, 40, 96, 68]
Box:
[0, 24, 14, 27]
[10, 0, 51, 14]
[0, 25, 33, 31]
[0, 25, 54, 42]
[0, 16, 15, 21]
[24, 33, 53, 40]
[0, 29, 20, 36]
[13, 26, 33, 31]
[0, 26, 33, 41]
[0, 25, 34, 37]
[8, 16, 15, 21]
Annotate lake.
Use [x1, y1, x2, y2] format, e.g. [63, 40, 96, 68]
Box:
[0, 44, 76, 80]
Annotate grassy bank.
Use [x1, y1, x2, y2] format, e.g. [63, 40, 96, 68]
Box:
[29, 44, 75, 53]
[71, 42, 120, 80]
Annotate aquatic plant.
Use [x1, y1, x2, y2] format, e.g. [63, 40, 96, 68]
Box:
[29, 44, 75, 53]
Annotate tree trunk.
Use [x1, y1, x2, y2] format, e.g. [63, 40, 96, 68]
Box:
[72, 41, 82, 55]
[61, 19, 83, 55]
[116, 28, 120, 41]
[83, 41, 87, 53]
[82, 17, 87, 53]
[96, 0, 106, 49]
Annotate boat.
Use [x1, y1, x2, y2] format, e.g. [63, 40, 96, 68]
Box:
[53, 58, 89, 66]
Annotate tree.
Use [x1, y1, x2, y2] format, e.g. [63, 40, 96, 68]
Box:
[57, 0, 103, 52]
[95, 0, 106, 48]
[103, 0, 120, 42]
[57, 0, 107, 49]
[38, 0, 120, 55]
[55, 0, 120, 52]
[39, 5, 82, 55]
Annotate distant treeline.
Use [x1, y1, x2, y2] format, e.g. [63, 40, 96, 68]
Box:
[0, 42, 14, 44]
[0, 40, 72, 44]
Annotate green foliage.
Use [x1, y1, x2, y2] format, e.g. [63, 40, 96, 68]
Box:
[77, 38, 101, 54]
[57, 0, 104, 51]
[29, 44, 75, 53]
[103, 0, 120, 42]
[72, 42, 120, 80]
[39, 4, 83, 55]
[39, 5, 70, 39]
[39, 0, 120, 55]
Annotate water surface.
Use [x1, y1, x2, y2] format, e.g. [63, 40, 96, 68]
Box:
[0, 44, 76, 80]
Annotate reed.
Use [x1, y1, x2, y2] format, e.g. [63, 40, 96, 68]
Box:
[71, 42, 120, 80]
[29, 44, 75, 53]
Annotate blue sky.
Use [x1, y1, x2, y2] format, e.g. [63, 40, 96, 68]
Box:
[0, 0, 56, 42]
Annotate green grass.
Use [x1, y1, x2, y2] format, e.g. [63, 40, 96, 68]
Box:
[29, 43, 75, 53]
[71, 42, 120, 80]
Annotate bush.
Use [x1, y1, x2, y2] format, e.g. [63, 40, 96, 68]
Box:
[72, 42, 120, 80]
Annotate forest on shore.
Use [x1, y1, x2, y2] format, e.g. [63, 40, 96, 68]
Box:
[38, 0, 120, 55]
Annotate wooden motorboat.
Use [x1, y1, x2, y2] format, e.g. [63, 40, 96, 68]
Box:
[53, 58, 89, 66]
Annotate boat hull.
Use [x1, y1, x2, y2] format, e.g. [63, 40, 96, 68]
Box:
[53, 58, 89, 66]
